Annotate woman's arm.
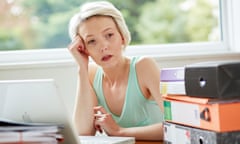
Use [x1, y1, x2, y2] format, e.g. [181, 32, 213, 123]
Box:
[120, 57, 164, 140]
[119, 123, 163, 141]
[68, 36, 98, 135]
[73, 65, 98, 135]
[94, 106, 163, 141]
[133, 57, 164, 140]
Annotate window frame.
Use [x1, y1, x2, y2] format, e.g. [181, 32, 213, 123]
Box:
[0, 0, 239, 65]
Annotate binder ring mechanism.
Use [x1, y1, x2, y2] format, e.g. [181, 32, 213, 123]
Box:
[200, 108, 211, 122]
[199, 77, 206, 88]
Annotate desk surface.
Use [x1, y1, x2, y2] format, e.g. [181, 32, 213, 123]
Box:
[136, 140, 163, 144]
[79, 136, 162, 144]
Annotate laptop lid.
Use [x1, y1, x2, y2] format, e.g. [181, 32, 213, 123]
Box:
[0, 79, 80, 144]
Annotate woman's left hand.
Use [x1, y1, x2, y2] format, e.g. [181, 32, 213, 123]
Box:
[93, 106, 122, 136]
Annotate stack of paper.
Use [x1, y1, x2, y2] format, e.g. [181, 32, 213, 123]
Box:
[0, 118, 64, 144]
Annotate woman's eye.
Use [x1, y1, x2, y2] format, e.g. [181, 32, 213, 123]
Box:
[106, 33, 114, 39]
[87, 39, 95, 45]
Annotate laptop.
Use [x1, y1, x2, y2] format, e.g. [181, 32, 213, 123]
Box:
[0, 79, 79, 144]
[0, 79, 135, 144]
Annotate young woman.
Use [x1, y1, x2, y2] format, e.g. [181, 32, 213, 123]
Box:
[68, 1, 164, 141]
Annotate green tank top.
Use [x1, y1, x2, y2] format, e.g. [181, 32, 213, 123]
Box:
[93, 57, 163, 128]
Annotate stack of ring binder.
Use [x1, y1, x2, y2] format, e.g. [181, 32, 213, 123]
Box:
[161, 60, 240, 144]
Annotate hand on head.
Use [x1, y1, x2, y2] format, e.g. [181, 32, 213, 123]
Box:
[68, 35, 89, 67]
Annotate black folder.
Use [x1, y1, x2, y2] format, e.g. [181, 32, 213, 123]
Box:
[184, 60, 240, 99]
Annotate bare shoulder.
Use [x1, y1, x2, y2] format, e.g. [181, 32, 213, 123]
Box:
[135, 56, 160, 83]
[135, 56, 159, 73]
[135, 56, 160, 99]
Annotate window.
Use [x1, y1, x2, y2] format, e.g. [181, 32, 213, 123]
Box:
[0, 0, 239, 64]
[0, 0, 220, 50]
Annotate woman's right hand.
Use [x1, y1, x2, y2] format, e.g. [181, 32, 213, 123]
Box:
[68, 35, 89, 69]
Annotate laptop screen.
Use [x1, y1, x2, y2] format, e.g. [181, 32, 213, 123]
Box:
[0, 79, 80, 144]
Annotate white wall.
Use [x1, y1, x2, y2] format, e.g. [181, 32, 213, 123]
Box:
[0, 53, 240, 114]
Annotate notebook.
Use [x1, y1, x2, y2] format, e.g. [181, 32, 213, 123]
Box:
[79, 136, 135, 144]
[0, 79, 135, 144]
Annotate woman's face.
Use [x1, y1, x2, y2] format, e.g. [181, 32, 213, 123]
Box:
[79, 16, 124, 68]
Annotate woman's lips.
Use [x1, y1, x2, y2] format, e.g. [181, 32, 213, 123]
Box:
[101, 55, 112, 61]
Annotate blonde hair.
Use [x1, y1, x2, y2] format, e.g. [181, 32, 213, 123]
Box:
[68, 1, 131, 49]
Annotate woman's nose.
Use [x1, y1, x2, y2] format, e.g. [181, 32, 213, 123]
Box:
[100, 47, 107, 52]
[100, 41, 109, 52]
